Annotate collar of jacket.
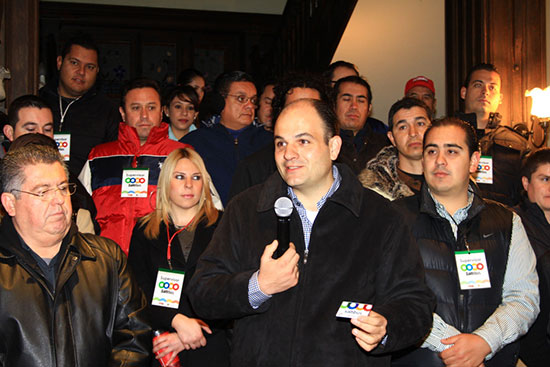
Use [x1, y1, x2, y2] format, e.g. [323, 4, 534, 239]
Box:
[0, 217, 95, 263]
[340, 122, 374, 142]
[117, 121, 170, 150]
[518, 192, 549, 225]
[367, 145, 398, 171]
[41, 74, 99, 102]
[255, 163, 363, 218]
[418, 179, 486, 222]
[213, 121, 257, 135]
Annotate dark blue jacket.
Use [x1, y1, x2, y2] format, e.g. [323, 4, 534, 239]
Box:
[181, 122, 272, 205]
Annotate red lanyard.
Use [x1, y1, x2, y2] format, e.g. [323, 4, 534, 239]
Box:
[166, 216, 195, 269]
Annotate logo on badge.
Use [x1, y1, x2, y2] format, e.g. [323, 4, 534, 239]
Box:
[125, 177, 146, 184]
[460, 263, 484, 272]
[158, 281, 180, 291]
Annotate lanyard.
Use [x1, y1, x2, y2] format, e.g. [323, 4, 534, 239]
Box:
[166, 217, 195, 269]
[58, 93, 81, 131]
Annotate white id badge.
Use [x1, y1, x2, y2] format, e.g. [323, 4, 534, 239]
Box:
[335, 301, 373, 319]
[151, 268, 185, 309]
[121, 168, 149, 198]
[473, 156, 493, 184]
[455, 250, 491, 290]
[54, 133, 71, 161]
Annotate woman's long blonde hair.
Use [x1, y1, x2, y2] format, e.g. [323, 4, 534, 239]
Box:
[140, 147, 218, 239]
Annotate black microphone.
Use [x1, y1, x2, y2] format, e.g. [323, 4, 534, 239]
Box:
[273, 197, 293, 259]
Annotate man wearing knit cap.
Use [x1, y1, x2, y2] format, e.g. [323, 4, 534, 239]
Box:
[405, 76, 436, 118]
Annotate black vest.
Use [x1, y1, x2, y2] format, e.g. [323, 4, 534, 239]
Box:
[393, 186, 519, 367]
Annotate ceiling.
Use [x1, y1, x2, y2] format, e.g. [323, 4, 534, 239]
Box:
[40, 0, 287, 14]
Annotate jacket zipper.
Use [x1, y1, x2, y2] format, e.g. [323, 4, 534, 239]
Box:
[289, 254, 309, 366]
[289, 242, 309, 365]
[456, 227, 467, 331]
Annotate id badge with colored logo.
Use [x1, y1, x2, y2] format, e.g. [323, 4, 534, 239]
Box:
[336, 301, 373, 319]
[151, 268, 185, 309]
[121, 168, 149, 197]
[473, 156, 493, 184]
[54, 133, 71, 161]
[455, 249, 491, 290]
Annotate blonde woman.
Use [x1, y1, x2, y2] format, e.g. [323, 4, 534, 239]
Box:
[128, 147, 228, 367]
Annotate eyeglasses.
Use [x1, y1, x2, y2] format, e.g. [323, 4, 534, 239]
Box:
[11, 183, 77, 201]
[225, 94, 258, 106]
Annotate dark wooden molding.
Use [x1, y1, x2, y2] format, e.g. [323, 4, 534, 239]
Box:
[269, 0, 357, 75]
[39, 0, 356, 90]
[445, 0, 490, 117]
[39, 2, 283, 97]
[5, 0, 39, 104]
[39, 2, 280, 34]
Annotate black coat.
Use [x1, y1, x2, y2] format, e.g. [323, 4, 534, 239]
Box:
[128, 214, 230, 367]
[514, 195, 550, 366]
[338, 123, 390, 175]
[455, 112, 529, 206]
[394, 184, 519, 366]
[39, 78, 120, 176]
[0, 218, 151, 366]
[189, 164, 435, 367]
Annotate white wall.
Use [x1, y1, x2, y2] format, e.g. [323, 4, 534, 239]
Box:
[40, 0, 286, 14]
[332, 0, 446, 123]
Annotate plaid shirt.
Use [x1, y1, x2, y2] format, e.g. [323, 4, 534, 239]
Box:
[287, 165, 341, 250]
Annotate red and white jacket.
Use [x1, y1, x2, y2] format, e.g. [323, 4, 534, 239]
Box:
[79, 122, 190, 254]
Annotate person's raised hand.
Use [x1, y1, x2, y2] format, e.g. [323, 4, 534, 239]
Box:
[257, 240, 300, 295]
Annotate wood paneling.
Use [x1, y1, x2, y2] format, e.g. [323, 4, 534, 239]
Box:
[39, 1, 281, 96]
[40, 0, 357, 93]
[4, 0, 39, 104]
[446, 0, 547, 127]
[269, 0, 357, 76]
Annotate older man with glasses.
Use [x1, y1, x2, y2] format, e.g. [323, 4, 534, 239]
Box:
[0, 144, 151, 367]
[181, 70, 273, 205]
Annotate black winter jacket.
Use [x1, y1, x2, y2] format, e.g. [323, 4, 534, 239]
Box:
[338, 123, 390, 175]
[188, 164, 435, 367]
[455, 112, 530, 206]
[0, 218, 151, 366]
[514, 195, 550, 366]
[394, 184, 520, 366]
[39, 78, 120, 176]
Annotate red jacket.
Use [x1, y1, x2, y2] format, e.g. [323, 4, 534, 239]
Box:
[80, 122, 190, 253]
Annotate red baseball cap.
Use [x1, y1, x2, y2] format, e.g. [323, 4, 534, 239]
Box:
[404, 76, 435, 95]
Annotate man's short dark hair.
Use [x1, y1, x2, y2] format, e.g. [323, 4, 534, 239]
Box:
[258, 79, 276, 98]
[463, 63, 500, 88]
[388, 97, 431, 130]
[7, 95, 51, 128]
[271, 72, 331, 124]
[9, 133, 58, 152]
[120, 77, 161, 108]
[281, 99, 339, 144]
[521, 147, 550, 181]
[214, 71, 255, 97]
[60, 32, 99, 59]
[323, 60, 359, 82]
[2, 144, 66, 198]
[333, 75, 373, 105]
[177, 68, 205, 86]
[423, 117, 479, 156]
[314, 99, 339, 142]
